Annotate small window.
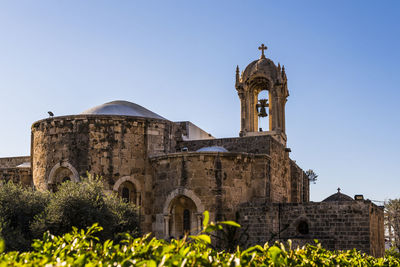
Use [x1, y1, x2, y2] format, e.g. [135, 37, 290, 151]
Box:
[183, 209, 191, 233]
[122, 187, 130, 203]
[297, 221, 309, 235]
[62, 176, 70, 183]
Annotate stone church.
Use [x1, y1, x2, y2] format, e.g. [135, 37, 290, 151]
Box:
[0, 45, 384, 256]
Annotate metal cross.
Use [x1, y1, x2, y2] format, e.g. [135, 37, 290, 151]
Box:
[258, 44, 267, 58]
[337, 187, 341, 193]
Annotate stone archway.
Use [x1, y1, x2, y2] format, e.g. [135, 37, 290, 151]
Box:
[113, 176, 142, 206]
[47, 162, 79, 191]
[162, 188, 204, 238]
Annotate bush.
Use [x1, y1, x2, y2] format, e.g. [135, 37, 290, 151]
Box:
[31, 175, 140, 241]
[0, 213, 399, 266]
[0, 182, 48, 251]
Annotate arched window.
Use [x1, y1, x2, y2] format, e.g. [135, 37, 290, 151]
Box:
[118, 181, 137, 204]
[122, 187, 130, 203]
[183, 209, 191, 233]
[297, 221, 309, 235]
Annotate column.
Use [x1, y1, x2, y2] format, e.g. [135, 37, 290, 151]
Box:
[164, 215, 170, 238]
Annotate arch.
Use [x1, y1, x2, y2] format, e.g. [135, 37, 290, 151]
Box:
[48, 161, 80, 185]
[162, 188, 205, 238]
[163, 188, 204, 214]
[294, 216, 311, 235]
[113, 176, 142, 192]
[113, 176, 142, 206]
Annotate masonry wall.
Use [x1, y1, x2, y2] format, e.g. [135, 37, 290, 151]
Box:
[150, 152, 270, 237]
[369, 204, 385, 257]
[238, 201, 384, 257]
[31, 115, 180, 191]
[177, 135, 272, 154]
[0, 167, 32, 186]
[0, 156, 30, 168]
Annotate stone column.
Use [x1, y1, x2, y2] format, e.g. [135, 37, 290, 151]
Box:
[196, 213, 203, 232]
[164, 215, 170, 238]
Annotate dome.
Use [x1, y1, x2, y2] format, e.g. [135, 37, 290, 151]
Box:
[242, 57, 281, 83]
[81, 100, 166, 120]
[322, 190, 355, 202]
[196, 146, 229, 152]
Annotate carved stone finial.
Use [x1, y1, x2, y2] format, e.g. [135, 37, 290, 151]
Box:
[235, 65, 240, 85]
[258, 44, 267, 59]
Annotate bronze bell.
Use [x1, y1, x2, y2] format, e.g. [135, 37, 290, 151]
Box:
[256, 99, 268, 118]
[258, 106, 268, 118]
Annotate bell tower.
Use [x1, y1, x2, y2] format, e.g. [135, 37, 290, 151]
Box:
[235, 44, 289, 146]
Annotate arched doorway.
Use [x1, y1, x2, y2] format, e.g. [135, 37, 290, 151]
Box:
[162, 189, 205, 239]
[168, 195, 198, 238]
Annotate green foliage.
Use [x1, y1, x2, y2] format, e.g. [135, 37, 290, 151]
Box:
[0, 182, 48, 251]
[0, 211, 398, 266]
[0, 176, 139, 252]
[31, 174, 140, 241]
[305, 169, 318, 184]
[385, 198, 400, 250]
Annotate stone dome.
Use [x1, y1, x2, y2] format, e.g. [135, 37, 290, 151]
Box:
[242, 57, 281, 83]
[81, 100, 166, 120]
[322, 191, 355, 202]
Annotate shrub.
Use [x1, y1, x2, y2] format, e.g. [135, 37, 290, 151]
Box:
[31, 175, 140, 241]
[0, 182, 48, 251]
[0, 212, 399, 266]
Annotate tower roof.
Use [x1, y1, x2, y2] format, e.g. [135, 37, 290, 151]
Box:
[241, 57, 281, 83]
[322, 188, 355, 202]
[81, 100, 166, 120]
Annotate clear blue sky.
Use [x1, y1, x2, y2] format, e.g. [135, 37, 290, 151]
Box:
[0, 1, 399, 202]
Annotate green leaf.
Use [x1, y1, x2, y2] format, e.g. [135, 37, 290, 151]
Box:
[0, 239, 4, 253]
[193, 235, 211, 244]
[202, 211, 209, 229]
[268, 246, 281, 264]
[219, 221, 241, 228]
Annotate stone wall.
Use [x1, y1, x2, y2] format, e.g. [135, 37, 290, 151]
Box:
[369, 204, 385, 257]
[0, 156, 30, 168]
[290, 161, 309, 203]
[0, 167, 32, 186]
[150, 152, 270, 237]
[238, 201, 384, 257]
[31, 115, 180, 191]
[177, 135, 272, 154]
[31, 115, 184, 233]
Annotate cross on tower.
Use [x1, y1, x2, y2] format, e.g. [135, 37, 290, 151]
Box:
[258, 44, 267, 59]
[337, 187, 341, 193]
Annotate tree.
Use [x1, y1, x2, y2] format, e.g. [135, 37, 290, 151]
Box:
[385, 199, 400, 250]
[305, 169, 318, 184]
[0, 182, 49, 251]
[31, 174, 140, 242]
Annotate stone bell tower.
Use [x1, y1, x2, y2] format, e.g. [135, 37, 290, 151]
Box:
[235, 44, 289, 146]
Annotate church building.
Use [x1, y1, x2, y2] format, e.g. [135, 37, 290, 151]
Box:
[0, 45, 384, 256]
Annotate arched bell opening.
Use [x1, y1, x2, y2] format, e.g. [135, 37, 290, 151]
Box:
[255, 90, 270, 132]
[166, 195, 201, 239]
